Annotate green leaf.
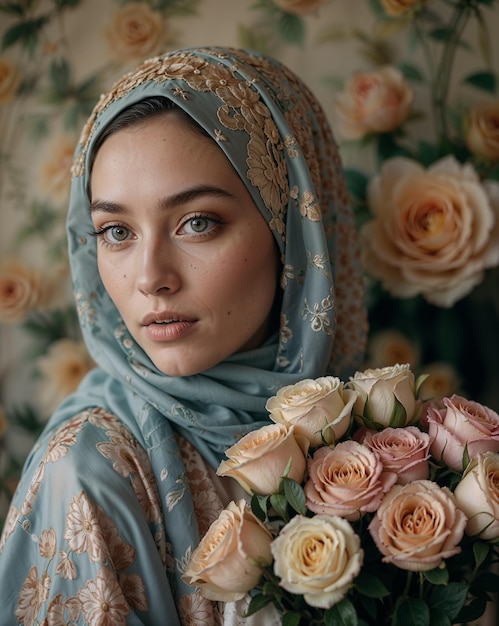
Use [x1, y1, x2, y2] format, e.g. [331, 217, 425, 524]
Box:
[473, 541, 490, 569]
[270, 493, 289, 521]
[282, 477, 307, 515]
[428, 582, 468, 620]
[245, 593, 273, 617]
[427, 607, 451, 626]
[355, 571, 390, 598]
[282, 612, 302, 626]
[1, 16, 48, 53]
[250, 494, 268, 522]
[50, 58, 71, 93]
[325, 598, 358, 626]
[389, 395, 407, 428]
[394, 598, 430, 626]
[0, 3, 25, 15]
[464, 71, 497, 94]
[423, 566, 448, 586]
[278, 12, 304, 45]
[397, 62, 425, 82]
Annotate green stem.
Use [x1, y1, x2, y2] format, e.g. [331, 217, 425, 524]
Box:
[433, 1, 473, 146]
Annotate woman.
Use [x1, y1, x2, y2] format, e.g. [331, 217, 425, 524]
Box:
[0, 46, 367, 624]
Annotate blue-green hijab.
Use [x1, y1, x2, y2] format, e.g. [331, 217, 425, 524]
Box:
[59, 45, 367, 603]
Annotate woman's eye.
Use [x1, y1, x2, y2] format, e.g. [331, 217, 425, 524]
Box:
[107, 225, 130, 242]
[181, 215, 222, 236]
[91, 224, 132, 245]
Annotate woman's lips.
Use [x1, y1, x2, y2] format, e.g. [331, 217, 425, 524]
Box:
[143, 317, 197, 341]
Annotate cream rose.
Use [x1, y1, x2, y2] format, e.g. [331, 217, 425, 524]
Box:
[40, 135, 76, 201]
[272, 0, 331, 15]
[304, 440, 397, 521]
[266, 377, 357, 447]
[183, 500, 272, 602]
[271, 514, 363, 609]
[360, 426, 431, 484]
[348, 364, 418, 429]
[466, 101, 499, 161]
[0, 56, 21, 103]
[334, 66, 413, 140]
[427, 395, 499, 473]
[217, 423, 308, 495]
[454, 452, 499, 540]
[369, 480, 467, 571]
[106, 3, 168, 61]
[37, 339, 95, 415]
[362, 156, 499, 307]
[0, 259, 44, 323]
[380, 0, 428, 16]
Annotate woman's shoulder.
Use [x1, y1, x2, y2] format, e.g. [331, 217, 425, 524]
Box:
[1, 406, 163, 551]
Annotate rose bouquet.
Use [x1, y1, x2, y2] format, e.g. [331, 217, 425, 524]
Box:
[183, 365, 499, 626]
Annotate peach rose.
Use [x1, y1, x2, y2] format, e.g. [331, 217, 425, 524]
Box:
[0, 56, 21, 103]
[266, 376, 357, 447]
[380, 0, 428, 16]
[182, 500, 272, 602]
[40, 135, 76, 201]
[362, 156, 499, 307]
[37, 339, 95, 415]
[217, 423, 308, 495]
[418, 362, 461, 401]
[360, 426, 431, 484]
[466, 101, 499, 161]
[367, 329, 419, 369]
[271, 514, 363, 609]
[426, 395, 499, 473]
[0, 259, 44, 323]
[106, 3, 168, 60]
[369, 480, 467, 571]
[334, 66, 413, 140]
[348, 364, 418, 429]
[304, 440, 397, 521]
[454, 452, 499, 540]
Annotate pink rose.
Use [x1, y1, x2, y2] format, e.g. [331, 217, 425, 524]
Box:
[217, 423, 308, 495]
[427, 395, 499, 472]
[334, 66, 413, 140]
[454, 452, 499, 540]
[182, 500, 273, 601]
[361, 426, 431, 484]
[368, 480, 467, 571]
[304, 440, 397, 521]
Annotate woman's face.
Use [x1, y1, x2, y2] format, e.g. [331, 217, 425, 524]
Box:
[90, 115, 280, 377]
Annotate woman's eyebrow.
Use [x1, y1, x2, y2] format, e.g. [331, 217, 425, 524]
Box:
[89, 184, 237, 216]
[157, 184, 237, 211]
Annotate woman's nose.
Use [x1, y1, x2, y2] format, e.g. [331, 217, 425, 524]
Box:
[136, 240, 181, 296]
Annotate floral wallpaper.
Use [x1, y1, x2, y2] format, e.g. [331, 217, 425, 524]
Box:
[1, 0, 499, 538]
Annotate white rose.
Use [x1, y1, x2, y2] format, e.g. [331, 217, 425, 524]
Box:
[266, 377, 357, 447]
[271, 514, 363, 609]
[348, 363, 418, 428]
